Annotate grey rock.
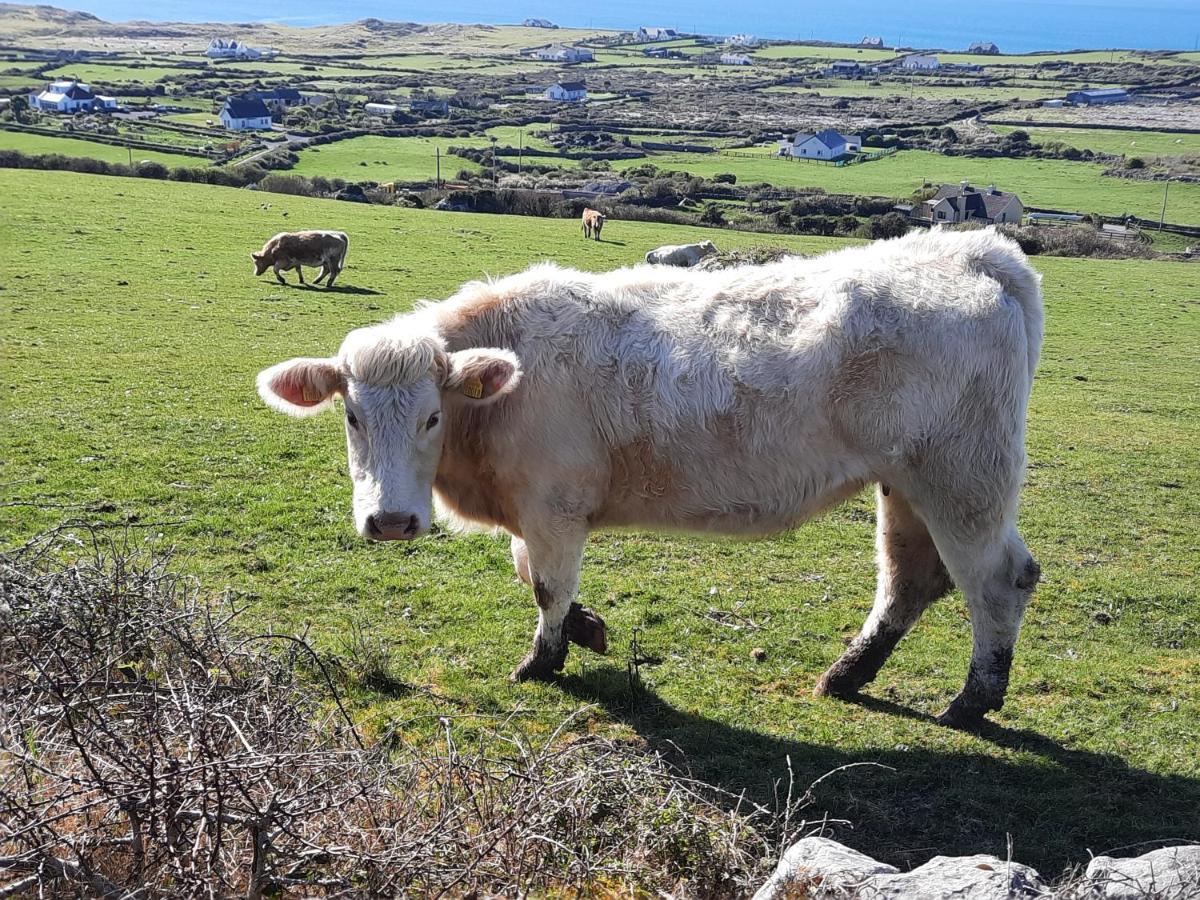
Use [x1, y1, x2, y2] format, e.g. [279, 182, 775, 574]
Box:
[753, 836, 898, 899]
[863, 854, 1045, 899]
[1084, 845, 1200, 899]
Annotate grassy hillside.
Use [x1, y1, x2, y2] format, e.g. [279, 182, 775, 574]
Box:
[992, 124, 1200, 158]
[1, 170, 1197, 872]
[0, 128, 200, 165]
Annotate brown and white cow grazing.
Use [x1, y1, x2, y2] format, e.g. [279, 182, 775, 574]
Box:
[581, 209, 605, 241]
[257, 227, 1043, 729]
[252, 230, 349, 287]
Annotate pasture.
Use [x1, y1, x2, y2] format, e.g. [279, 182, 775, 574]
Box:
[991, 124, 1200, 158]
[289, 135, 484, 181]
[1, 169, 1197, 873]
[0, 129, 199, 165]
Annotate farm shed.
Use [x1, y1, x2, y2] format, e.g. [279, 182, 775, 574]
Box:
[1066, 88, 1129, 105]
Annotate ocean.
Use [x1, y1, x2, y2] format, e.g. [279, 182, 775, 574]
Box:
[76, 0, 1200, 52]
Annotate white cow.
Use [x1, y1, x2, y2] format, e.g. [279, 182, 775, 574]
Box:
[257, 228, 1043, 729]
[645, 239, 718, 266]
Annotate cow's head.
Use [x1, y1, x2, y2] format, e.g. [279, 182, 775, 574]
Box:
[257, 324, 521, 541]
[251, 251, 271, 277]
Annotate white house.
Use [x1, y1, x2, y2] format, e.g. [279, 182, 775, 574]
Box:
[529, 44, 594, 62]
[543, 81, 587, 102]
[968, 41, 1000, 54]
[523, 18, 558, 28]
[364, 101, 400, 117]
[861, 35, 884, 47]
[719, 52, 752, 66]
[899, 53, 939, 70]
[219, 96, 273, 131]
[727, 33, 758, 47]
[205, 38, 277, 60]
[778, 128, 862, 160]
[30, 80, 116, 112]
[636, 27, 678, 42]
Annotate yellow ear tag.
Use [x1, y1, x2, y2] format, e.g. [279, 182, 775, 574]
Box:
[302, 386, 322, 402]
[462, 377, 484, 400]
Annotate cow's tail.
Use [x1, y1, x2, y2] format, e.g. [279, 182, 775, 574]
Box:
[965, 228, 1044, 381]
[339, 232, 349, 268]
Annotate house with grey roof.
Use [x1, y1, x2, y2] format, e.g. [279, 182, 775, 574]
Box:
[219, 96, 273, 130]
[543, 81, 588, 102]
[908, 181, 1022, 225]
[861, 36, 884, 47]
[969, 41, 1000, 54]
[778, 128, 862, 160]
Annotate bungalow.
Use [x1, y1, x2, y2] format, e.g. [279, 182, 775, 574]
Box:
[636, 27, 678, 42]
[911, 182, 1022, 225]
[219, 96, 273, 131]
[30, 80, 116, 112]
[523, 18, 558, 28]
[543, 81, 587, 102]
[899, 53, 939, 70]
[1066, 87, 1128, 105]
[410, 97, 450, 116]
[243, 87, 303, 112]
[825, 60, 862, 76]
[727, 33, 758, 47]
[719, 52, 752, 66]
[968, 41, 1000, 54]
[205, 38, 276, 60]
[779, 128, 862, 160]
[528, 44, 594, 62]
[861, 36, 884, 47]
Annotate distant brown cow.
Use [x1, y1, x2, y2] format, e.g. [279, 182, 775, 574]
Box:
[252, 231, 349, 288]
[581, 209, 605, 241]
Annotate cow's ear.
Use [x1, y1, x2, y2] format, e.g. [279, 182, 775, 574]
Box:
[442, 348, 522, 404]
[257, 357, 345, 417]
[251, 251, 262, 261]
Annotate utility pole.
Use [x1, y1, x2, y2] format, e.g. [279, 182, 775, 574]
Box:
[436, 146, 441, 188]
[1159, 181, 1169, 230]
[518, 128, 524, 173]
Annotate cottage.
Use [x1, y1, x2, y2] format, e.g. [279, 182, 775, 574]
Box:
[523, 18, 558, 28]
[779, 128, 862, 161]
[219, 96, 273, 131]
[899, 53, 939, 70]
[30, 80, 116, 112]
[636, 27, 678, 42]
[861, 35, 884, 47]
[205, 38, 276, 60]
[410, 97, 450, 116]
[719, 52, 752, 66]
[528, 44, 594, 63]
[1066, 88, 1128, 105]
[968, 41, 1000, 54]
[912, 182, 1022, 225]
[825, 60, 862, 76]
[543, 81, 587, 102]
[727, 33, 758, 47]
[243, 87, 303, 112]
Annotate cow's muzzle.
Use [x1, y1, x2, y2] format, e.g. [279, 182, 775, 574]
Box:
[365, 512, 422, 542]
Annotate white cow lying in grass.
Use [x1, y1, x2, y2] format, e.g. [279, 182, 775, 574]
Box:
[258, 228, 1043, 729]
[645, 239, 718, 267]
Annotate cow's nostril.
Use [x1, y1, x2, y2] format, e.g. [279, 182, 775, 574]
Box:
[366, 514, 383, 538]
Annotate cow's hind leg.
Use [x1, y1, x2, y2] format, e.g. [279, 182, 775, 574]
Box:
[296, 266, 306, 286]
[815, 485, 953, 699]
[510, 526, 608, 683]
[325, 264, 340, 288]
[312, 265, 328, 285]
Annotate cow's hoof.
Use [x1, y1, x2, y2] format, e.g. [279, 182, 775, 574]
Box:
[566, 603, 608, 654]
[509, 639, 568, 683]
[935, 696, 992, 731]
[813, 662, 869, 699]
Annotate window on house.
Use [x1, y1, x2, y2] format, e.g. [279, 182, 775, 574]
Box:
[937, 212, 945, 219]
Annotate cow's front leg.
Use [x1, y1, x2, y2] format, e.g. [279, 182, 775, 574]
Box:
[296, 266, 306, 285]
[510, 527, 607, 682]
[273, 261, 288, 285]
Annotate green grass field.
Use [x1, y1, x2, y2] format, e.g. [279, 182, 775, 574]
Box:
[289, 135, 483, 181]
[637, 149, 1199, 221]
[0, 128, 200, 165]
[41, 62, 197, 83]
[992, 124, 1200, 158]
[1, 169, 1197, 873]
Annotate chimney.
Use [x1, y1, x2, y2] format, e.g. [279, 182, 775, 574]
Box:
[960, 179, 970, 195]
[987, 184, 997, 194]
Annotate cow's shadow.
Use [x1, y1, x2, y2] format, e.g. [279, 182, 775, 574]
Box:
[290, 282, 381, 296]
[588, 239, 627, 246]
[560, 667, 1200, 874]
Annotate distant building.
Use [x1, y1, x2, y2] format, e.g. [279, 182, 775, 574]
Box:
[899, 53, 939, 70]
[242, 87, 303, 112]
[543, 81, 587, 102]
[727, 33, 758, 47]
[778, 128, 862, 160]
[719, 52, 752, 66]
[636, 27, 678, 42]
[219, 96, 272, 130]
[30, 80, 116, 112]
[912, 182, 1023, 224]
[364, 101, 400, 117]
[861, 35, 884, 47]
[968, 41, 1000, 54]
[1042, 98, 1066, 108]
[1066, 87, 1128, 105]
[527, 44, 594, 62]
[825, 60, 863, 76]
[523, 18, 558, 28]
[410, 97, 450, 116]
[205, 38, 276, 60]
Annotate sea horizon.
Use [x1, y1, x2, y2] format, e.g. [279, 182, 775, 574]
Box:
[61, 0, 1200, 53]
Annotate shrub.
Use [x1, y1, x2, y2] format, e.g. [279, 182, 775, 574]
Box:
[1126, 157, 1146, 169]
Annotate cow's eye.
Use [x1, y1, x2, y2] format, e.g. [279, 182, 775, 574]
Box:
[346, 409, 360, 430]
[425, 412, 441, 431]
